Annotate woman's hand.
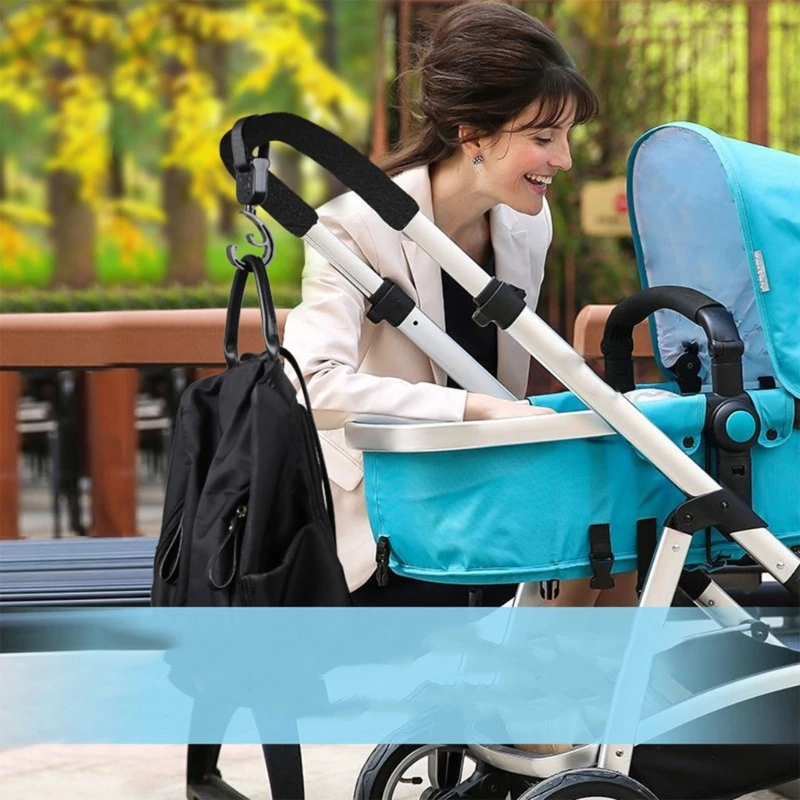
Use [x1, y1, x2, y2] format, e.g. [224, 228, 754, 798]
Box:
[464, 393, 556, 421]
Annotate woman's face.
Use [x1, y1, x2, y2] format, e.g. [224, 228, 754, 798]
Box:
[473, 97, 576, 216]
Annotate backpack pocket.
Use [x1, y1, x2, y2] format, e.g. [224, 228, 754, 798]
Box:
[239, 521, 351, 607]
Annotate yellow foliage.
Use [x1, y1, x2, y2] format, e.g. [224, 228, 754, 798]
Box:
[0, 220, 42, 277]
[161, 71, 229, 213]
[563, 0, 609, 43]
[0, 62, 45, 114]
[121, 3, 162, 49]
[1, 4, 48, 53]
[100, 213, 157, 272]
[235, 6, 367, 130]
[45, 74, 110, 207]
[107, 198, 166, 225]
[2, 0, 368, 240]
[0, 202, 52, 227]
[63, 4, 121, 44]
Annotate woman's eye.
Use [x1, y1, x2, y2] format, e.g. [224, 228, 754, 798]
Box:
[534, 137, 552, 145]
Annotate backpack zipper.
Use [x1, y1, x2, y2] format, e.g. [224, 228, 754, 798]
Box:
[231, 504, 248, 529]
[208, 505, 248, 591]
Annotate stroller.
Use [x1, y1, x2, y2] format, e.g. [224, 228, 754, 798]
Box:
[221, 115, 800, 799]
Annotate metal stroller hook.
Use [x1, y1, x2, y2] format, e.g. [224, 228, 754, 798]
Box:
[225, 206, 275, 271]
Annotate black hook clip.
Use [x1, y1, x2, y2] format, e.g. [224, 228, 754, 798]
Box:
[226, 206, 275, 272]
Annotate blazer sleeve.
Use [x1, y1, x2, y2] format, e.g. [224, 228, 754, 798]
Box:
[282, 204, 468, 430]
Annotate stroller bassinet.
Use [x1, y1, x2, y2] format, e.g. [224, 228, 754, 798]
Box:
[347, 123, 800, 588]
[220, 115, 799, 800]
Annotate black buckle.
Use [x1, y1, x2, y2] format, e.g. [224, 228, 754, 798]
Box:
[588, 523, 616, 590]
[589, 555, 615, 590]
[539, 579, 560, 600]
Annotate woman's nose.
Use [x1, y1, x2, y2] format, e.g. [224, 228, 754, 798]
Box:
[549, 140, 572, 172]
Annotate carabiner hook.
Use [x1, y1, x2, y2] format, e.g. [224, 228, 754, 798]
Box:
[226, 206, 275, 271]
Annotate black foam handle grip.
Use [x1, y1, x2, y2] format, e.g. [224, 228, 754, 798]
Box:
[602, 285, 745, 396]
[220, 113, 419, 235]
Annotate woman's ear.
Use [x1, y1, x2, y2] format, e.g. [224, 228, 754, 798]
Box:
[458, 124, 483, 161]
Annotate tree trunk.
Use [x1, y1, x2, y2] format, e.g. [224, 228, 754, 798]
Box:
[162, 47, 207, 286]
[204, 29, 237, 237]
[48, 46, 97, 289]
[162, 165, 208, 285]
[48, 160, 98, 289]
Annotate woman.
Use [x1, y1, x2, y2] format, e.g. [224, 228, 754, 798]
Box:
[185, 7, 633, 796]
[284, 0, 637, 611]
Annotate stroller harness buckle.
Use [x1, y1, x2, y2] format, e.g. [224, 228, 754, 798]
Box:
[588, 524, 616, 590]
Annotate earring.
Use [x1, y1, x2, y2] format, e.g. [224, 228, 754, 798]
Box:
[472, 155, 484, 166]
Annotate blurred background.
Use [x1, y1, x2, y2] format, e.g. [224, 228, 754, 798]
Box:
[0, 0, 799, 545]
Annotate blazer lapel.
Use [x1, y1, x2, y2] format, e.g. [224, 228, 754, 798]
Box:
[395, 172, 538, 396]
[491, 206, 533, 399]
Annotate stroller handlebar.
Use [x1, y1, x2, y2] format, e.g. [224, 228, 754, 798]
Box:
[602, 286, 745, 397]
[220, 113, 419, 236]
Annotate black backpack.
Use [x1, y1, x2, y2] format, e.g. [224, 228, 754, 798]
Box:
[151, 251, 351, 608]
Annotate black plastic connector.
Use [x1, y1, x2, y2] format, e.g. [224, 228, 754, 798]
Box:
[671, 342, 702, 394]
[366, 279, 416, 327]
[236, 156, 270, 206]
[472, 279, 527, 329]
[665, 488, 767, 540]
[699, 306, 745, 397]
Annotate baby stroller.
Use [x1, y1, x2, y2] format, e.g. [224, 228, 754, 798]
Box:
[221, 115, 800, 799]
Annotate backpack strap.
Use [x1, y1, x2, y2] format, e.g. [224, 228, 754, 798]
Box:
[224, 252, 280, 367]
[281, 347, 336, 537]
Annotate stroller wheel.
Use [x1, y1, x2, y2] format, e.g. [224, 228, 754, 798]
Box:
[353, 743, 516, 799]
[518, 768, 658, 800]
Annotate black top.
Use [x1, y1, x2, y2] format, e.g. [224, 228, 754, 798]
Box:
[442, 250, 498, 389]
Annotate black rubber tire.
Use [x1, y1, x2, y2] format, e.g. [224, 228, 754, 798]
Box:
[517, 768, 659, 800]
[353, 744, 428, 800]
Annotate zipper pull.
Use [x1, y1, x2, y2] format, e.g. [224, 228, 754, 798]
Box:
[376, 536, 391, 587]
[228, 505, 247, 532]
[209, 506, 248, 591]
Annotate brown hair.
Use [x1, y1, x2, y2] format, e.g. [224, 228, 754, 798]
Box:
[378, 1, 598, 176]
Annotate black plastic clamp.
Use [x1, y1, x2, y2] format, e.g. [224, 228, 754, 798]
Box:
[366, 279, 416, 327]
[231, 117, 270, 206]
[671, 341, 702, 394]
[472, 279, 527, 329]
[665, 488, 767, 540]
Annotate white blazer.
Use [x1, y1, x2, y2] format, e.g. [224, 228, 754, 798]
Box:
[282, 165, 553, 591]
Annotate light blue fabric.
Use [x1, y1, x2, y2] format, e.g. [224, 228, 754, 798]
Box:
[364, 388, 800, 584]
[627, 123, 800, 398]
[725, 410, 757, 444]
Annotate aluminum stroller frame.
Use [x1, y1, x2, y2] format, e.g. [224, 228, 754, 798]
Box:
[220, 113, 800, 798]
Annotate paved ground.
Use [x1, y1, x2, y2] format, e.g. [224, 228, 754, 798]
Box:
[0, 744, 794, 800]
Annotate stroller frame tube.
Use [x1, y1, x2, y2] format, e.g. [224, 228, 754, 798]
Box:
[305, 223, 515, 402]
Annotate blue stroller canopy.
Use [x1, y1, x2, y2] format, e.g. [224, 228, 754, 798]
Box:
[627, 123, 800, 398]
